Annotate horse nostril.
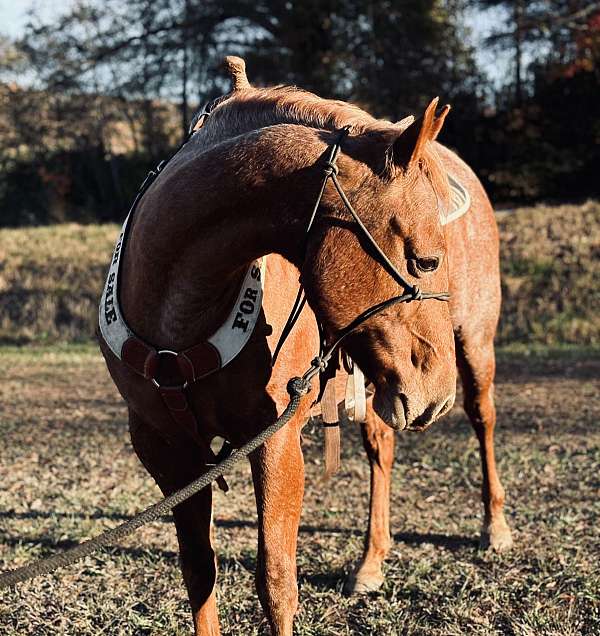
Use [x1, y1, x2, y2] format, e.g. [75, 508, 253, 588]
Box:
[410, 351, 419, 369]
[435, 394, 455, 419]
[398, 392, 410, 418]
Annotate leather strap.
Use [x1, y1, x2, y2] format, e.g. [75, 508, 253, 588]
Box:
[178, 342, 222, 382]
[120, 336, 222, 383]
[352, 365, 367, 423]
[158, 385, 228, 492]
[121, 337, 158, 379]
[321, 378, 341, 479]
[116, 334, 228, 491]
[344, 362, 366, 424]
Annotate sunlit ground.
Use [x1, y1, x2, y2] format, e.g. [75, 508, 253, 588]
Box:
[1, 344, 599, 635]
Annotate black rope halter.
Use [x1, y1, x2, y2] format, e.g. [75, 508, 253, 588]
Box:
[272, 125, 450, 372]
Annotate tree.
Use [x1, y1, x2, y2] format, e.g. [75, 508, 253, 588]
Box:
[475, 0, 600, 104]
[16, 0, 480, 131]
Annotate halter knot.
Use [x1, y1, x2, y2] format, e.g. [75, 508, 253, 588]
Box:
[311, 356, 328, 371]
[323, 161, 339, 177]
[287, 377, 311, 397]
[410, 286, 423, 301]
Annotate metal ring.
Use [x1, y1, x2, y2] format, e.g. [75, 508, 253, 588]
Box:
[151, 378, 189, 389]
[157, 349, 179, 357]
[151, 350, 188, 389]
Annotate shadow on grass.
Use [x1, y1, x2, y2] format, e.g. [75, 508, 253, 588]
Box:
[495, 350, 600, 383]
[1, 511, 476, 551]
[1, 522, 475, 581]
[0, 509, 173, 523]
[0, 534, 179, 562]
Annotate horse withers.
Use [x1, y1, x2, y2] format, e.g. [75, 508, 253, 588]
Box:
[98, 57, 511, 635]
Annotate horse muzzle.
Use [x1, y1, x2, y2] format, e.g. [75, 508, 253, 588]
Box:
[372, 388, 455, 432]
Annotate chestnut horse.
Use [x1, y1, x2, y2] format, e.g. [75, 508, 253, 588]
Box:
[99, 57, 511, 635]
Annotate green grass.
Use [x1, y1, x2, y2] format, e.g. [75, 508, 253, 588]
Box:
[0, 223, 118, 344]
[1, 344, 599, 634]
[0, 342, 99, 357]
[502, 256, 555, 279]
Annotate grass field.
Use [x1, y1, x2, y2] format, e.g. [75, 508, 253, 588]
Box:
[1, 344, 599, 635]
[1, 200, 599, 345]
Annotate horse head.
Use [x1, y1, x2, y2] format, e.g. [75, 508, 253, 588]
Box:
[300, 99, 456, 431]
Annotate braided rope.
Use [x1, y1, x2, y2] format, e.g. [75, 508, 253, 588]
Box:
[0, 380, 309, 590]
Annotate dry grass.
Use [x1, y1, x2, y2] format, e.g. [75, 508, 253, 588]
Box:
[1, 200, 599, 346]
[496, 200, 600, 345]
[0, 224, 117, 343]
[1, 344, 599, 635]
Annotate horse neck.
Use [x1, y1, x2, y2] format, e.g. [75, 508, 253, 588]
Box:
[120, 125, 330, 349]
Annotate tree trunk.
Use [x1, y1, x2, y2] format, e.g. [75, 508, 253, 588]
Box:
[181, 0, 191, 141]
[514, 0, 524, 105]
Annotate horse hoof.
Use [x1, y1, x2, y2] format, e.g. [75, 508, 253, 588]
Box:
[480, 520, 514, 552]
[343, 569, 384, 595]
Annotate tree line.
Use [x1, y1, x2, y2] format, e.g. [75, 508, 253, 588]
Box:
[0, 0, 598, 226]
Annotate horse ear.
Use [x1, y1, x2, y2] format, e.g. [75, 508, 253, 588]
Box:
[396, 115, 415, 131]
[430, 104, 451, 141]
[223, 56, 251, 90]
[391, 98, 450, 168]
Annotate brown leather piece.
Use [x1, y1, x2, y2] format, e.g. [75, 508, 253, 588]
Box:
[159, 386, 190, 412]
[321, 378, 339, 425]
[158, 385, 229, 492]
[121, 336, 158, 379]
[179, 342, 222, 382]
[113, 334, 229, 493]
[321, 378, 341, 479]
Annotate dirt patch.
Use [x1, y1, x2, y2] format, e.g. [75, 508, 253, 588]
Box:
[1, 345, 599, 635]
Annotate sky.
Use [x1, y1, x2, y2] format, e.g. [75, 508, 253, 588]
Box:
[0, 0, 511, 88]
[0, 0, 58, 36]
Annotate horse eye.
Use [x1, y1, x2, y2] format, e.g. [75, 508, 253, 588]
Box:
[408, 256, 440, 275]
[417, 256, 440, 272]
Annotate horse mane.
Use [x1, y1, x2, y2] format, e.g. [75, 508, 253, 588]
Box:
[209, 84, 384, 136]
[199, 57, 449, 204]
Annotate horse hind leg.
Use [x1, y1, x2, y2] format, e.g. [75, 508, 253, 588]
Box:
[344, 403, 394, 594]
[128, 410, 221, 636]
[456, 336, 513, 551]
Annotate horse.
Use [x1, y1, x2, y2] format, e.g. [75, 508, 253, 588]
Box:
[98, 57, 512, 635]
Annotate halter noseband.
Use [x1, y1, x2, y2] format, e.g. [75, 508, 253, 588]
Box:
[272, 126, 450, 378]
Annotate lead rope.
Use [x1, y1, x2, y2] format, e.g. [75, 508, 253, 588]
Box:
[0, 377, 310, 590]
[0, 334, 369, 590]
[0, 281, 448, 589]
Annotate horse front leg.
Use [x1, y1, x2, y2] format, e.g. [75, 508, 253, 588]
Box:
[128, 410, 221, 636]
[345, 403, 394, 594]
[250, 419, 304, 636]
[456, 337, 513, 551]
